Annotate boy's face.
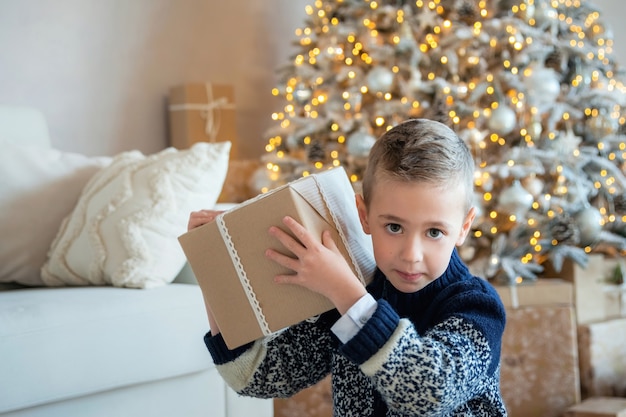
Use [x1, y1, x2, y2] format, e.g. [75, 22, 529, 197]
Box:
[357, 178, 475, 293]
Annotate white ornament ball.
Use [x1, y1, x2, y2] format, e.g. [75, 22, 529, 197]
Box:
[534, 2, 558, 26]
[461, 127, 484, 147]
[488, 106, 517, 135]
[521, 2, 535, 20]
[366, 67, 395, 94]
[586, 113, 619, 140]
[498, 180, 534, 217]
[575, 206, 603, 246]
[249, 167, 279, 194]
[346, 131, 377, 158]
[524, 66, 561, 105]
[522, 175, 544, 198]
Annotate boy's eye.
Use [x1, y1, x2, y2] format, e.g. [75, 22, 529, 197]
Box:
[385, 223, 402, 234]
[427, 228, 443, 239]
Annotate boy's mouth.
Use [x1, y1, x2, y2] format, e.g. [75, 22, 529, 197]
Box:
[396, 270, 423, 282]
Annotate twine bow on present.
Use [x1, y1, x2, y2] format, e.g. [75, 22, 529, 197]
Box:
[169, 83, 236, 141]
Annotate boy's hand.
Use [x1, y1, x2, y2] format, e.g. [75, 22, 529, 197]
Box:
[266, 216, 367, 315]
[187, 209, 223, 231]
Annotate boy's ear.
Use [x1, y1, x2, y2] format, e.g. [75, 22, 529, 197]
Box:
[456, 206, 476, 246]
[355, 194, 371, 235]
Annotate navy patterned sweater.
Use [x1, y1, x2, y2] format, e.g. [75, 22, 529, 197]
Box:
[205, 250, 508, 416]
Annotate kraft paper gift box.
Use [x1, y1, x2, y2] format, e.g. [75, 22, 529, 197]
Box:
[542, 254, 625, 324]
[273, 376, 332, 417]
[217, 159, 261, 203]
[168, 83, 239, 159]
[578, 317, 626, 398]
[494, 280, 581, 417]
[564, 397, 626, 417]
[178, 167, 376, 349]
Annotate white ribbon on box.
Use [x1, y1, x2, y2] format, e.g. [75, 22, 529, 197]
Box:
[505, 285, 520, 309]
[168, 83, 235, 141]
[603, 283, 626, 317]
[215, 167, 376, 337]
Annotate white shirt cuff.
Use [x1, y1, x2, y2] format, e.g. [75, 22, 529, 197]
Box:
[330, 293, 377, 343]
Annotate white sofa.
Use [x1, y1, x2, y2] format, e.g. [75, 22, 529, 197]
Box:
[0, 106, 273, 417]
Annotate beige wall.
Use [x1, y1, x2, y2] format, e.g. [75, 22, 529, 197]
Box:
[0, 0, 623, 158]
[0, 0, 308, 158]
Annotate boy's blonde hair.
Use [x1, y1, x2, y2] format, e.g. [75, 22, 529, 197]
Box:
[361, 119, 475, 211]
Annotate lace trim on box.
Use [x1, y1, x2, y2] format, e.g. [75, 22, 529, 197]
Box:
[216, 214, 272, 336]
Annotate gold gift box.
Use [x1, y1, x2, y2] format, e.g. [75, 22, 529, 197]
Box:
[168, 83, 238, 159]
[494, 280, 581, 417]
[564, 396, 626, 417]
[543, 255, 625, 324]
[578, 317, 626, 399]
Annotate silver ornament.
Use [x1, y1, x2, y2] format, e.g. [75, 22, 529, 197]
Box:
[586, 113, 619, 140]
[522, 175, 544, 198]
[293, 83, 312, 105]
[346, 131, 377, 158]
[523, 65, 561, 106]
[574, 206, 603, 246]
[488, 106, 517, 135]
[534, 1, 558, 26]
[366, 67, 395, 94]
[498, 180, 534, 217]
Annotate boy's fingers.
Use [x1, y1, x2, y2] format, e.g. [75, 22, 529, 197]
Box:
[322, 230, 338, 251]
[269, 221, 309, 257]
[265, 248, 298, 273]
[282, 216, 315, 248]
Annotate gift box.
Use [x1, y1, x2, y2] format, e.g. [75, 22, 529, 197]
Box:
[178, 167, 376, 349]
[273, 376, 332, 417]
[217, 159, 261, 203]
[564, 397, 626, 417]
[578, 317, 626, 399]
[542, 255, 626, 324]
[168, 83, 238, 159]
[494, 280, 581, 417]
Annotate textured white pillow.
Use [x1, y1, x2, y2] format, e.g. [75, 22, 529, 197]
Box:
[41, 141, 230, 289]
[0, 143, 111, 286]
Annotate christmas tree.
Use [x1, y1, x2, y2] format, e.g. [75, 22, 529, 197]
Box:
[252, 0, 626, 283]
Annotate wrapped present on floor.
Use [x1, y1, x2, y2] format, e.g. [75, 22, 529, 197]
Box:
[168, 82, 238, 159]
[493, 280, 581, 417]
[274, 376, 332, 417]
[217, 159, 261, 203]
[578, 317, 626, 399]
[542, 254, 626, 324]
[564, 396, 626, 417]
[178, 167, 375, 349]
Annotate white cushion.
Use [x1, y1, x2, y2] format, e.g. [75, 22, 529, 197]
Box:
[0, 144, 111, 286]
[41, 141, 230, 288]
[0, 106, 51, 147]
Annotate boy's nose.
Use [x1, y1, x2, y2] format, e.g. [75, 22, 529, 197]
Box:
[400, 237, 423, 263]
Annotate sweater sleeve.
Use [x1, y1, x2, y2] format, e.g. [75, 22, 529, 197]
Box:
[338, 299, 400, 363]
[204, 311, 339, 399]
[340, 283, 506, 415]
[204, 332, 254, 365]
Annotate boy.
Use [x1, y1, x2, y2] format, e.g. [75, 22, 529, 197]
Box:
[189, 119, 507, 416]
